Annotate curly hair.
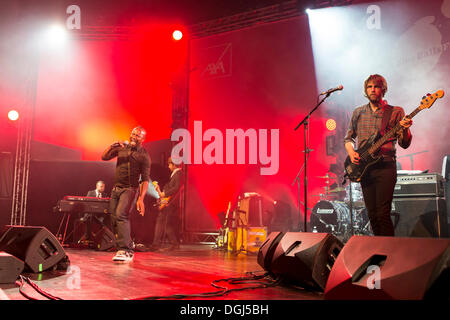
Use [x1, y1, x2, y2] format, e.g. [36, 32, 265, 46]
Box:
[364, 74, 387, 98]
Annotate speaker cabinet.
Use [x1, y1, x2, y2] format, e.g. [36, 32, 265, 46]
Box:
[0, 252, 24, 283]
[93, 226, 115, 251]
[324, 236, 450, 300]
[0, 225, 67, 273]
[257, 232, 343, 290]
[391, 197, 448, 237]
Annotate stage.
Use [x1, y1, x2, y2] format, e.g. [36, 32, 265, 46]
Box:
[0, 245, 322, 301]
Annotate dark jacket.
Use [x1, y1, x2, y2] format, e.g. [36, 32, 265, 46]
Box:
[163, 169, 183, 208]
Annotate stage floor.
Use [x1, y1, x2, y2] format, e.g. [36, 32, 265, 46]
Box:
[0, 244, 323, 300]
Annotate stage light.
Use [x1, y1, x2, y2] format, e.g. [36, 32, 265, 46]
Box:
[44, 24, 68, 49]
[172, 30, 183, 41]
[326, 119, 336, 131]
[8, 110, 19, 121]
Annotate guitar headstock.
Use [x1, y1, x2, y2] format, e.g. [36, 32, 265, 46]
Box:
[419, 90, 444, 110]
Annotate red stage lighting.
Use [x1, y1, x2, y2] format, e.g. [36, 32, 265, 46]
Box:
[8, 110, 19, 121]
[172, 30, 183, 41]
[326, 118, 336, 131]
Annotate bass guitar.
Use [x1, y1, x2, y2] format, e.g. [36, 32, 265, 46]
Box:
[344, 90, 444, 182]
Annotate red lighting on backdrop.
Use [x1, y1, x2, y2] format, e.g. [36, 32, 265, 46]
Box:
[8, 110, 19, 121]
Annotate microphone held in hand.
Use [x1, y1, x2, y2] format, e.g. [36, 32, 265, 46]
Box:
[320, 85, 343, 96]
[111, 140, 129, 148]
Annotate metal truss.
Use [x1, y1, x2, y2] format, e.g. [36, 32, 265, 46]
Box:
[189, 1, 302, 39]
[184, 232, 219, 245]
[11, 59, 39, 226]
[70, 26, 135, 41]
[188, 0, 355, 39]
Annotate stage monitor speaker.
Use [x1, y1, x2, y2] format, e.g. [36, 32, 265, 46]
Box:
[324, 236, 450, 300]
[257, 232, 343, 291]
[391, 197, 448, 238]
[93, 226, 115, 251]
[0, 251, 24, 283]
[0, 225, 67, 273]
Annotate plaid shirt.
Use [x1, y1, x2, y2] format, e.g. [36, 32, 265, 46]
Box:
[344, 103, 412, 157]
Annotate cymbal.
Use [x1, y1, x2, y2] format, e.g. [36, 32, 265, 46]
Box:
[329, 187, 346, 192]
[316, 175, 337, 179]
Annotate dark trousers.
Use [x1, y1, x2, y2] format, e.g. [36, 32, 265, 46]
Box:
[360, 161, 397, 236]
[110, 186, 138, 252]
[153, 205, 180, 247]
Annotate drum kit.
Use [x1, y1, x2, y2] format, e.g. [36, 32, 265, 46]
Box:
[310, 173, 373, 240]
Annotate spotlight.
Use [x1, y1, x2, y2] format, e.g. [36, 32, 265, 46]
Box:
[172, 30, 183, 41]
[44, 24, 68, 49]
[326, 119, 337, 131]
[8, 110, 19, 121]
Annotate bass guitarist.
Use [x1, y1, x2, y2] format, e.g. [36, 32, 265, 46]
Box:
[150, 157, 183, 252]
[344, 74, 412, 236]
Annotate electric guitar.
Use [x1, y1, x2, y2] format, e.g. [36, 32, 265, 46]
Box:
[217, 202, 232, 248]
[344, 90, 444, 182]
[152, 181, 171, 211]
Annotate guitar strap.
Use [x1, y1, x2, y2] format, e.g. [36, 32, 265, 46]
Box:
[381, 104, 393, 136]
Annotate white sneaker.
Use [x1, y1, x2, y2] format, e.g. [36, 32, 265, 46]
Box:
[112, 250, 134, 262]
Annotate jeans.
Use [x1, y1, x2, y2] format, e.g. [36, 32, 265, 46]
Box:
[110, 186, 138, 251]
[360, 160, 397, 236]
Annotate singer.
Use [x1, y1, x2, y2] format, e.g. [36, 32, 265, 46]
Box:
[102, 126, 151, 262]
[343, 74, 412, 236]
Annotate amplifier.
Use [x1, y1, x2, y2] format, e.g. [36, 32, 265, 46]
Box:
[394, 173, 445, 197]
[391, 197, 448, 238]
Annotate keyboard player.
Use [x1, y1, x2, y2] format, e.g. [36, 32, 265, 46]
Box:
[79, 181, 110, 245]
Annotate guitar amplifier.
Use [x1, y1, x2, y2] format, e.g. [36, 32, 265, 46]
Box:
[391, 197, 448, 238]
[394, 173, 445, 197]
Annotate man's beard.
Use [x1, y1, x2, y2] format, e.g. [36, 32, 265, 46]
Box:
[369, 94, 382, 104]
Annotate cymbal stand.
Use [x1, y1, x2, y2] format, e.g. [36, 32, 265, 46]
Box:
[347, 179, 354, 239]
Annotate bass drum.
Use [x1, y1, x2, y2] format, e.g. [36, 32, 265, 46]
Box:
[310, 201, 349, 234]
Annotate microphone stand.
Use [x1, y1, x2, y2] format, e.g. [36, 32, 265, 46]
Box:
[294, 92, 332, 232]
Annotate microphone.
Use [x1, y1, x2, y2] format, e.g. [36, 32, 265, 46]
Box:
[320, 85, 343, 95]
[111, 140, 129, 148]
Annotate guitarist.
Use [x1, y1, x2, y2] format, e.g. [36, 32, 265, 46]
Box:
[150, 157, 183, 252]
[343, 74, 412, 236]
